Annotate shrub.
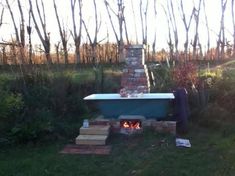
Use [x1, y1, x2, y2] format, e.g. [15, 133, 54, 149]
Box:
[172, 63, 198, 90]
[0, 90, 23, 119]
[4, 71, 94, 143]
[10, 109, 54, 143]
[149, 65, 174, 92]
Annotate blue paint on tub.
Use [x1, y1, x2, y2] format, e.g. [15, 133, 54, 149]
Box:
[84, 93, 174, 119]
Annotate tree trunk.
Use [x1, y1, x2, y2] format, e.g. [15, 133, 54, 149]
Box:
[192, 0, 202, 60]
[179, 0, 194, 62]
[29, 0, 52, 64]
[53, 0, 68, 64]
[202, 0, 210, 60]
[167, 0, 179, 61]
[104, 0, 125, 62]
[70, 0, 82, 64]
[232, 0, 235, 57]
[217, 0, 227, 61]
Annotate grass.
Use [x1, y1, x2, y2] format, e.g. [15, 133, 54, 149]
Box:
[1, 124, 235, 176]
[0, 63, 234, 175]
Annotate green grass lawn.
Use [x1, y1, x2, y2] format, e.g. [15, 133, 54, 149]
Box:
[0, 63, 234, 176]
[1, 124, 235, 176]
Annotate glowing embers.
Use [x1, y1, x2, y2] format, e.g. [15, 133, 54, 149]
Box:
[120, 119, 142, 135]
[118, 115, 145, 135]
[120, 119, 141, 129]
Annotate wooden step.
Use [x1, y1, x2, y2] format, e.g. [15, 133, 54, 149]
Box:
[80, 125, 110, 135]
[75, 135, 108, 145]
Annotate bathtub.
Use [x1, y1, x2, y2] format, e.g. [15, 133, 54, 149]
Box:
[84, 93, 175, 119]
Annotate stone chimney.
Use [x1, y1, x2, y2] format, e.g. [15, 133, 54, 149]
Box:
[120, 45, 150, 96]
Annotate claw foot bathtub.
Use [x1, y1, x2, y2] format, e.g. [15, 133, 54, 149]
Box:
[84, 93, 175, 119]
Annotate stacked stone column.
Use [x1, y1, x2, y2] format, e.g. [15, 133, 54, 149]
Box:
[121, 45, 150, 96]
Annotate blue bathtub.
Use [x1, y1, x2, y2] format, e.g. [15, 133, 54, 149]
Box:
[84, 93, 175, 119]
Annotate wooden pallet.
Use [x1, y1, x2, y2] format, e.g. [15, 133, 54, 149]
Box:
[60, 144, 111, 155]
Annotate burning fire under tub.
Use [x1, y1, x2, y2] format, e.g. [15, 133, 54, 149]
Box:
[83, 93, 175, 119]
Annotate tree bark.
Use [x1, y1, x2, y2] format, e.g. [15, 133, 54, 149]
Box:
[232, 0, 235, 57]
[179, 0, 195, 62]
[104, 0, 125, 62]
[162, 4, 174, 61]
[6, 0, 19, 42]
[152, 0, 158, 59]
[0, 7, 3, 28]
[139, 0, 149, 45]
[82, 0, 100, 64]
[167, 0, 179, 61]
[28, 0, 52, 64]
[216, 0, 227, 61]
[192, 0, 202, 60]
[202, 0, 211, 59]
[70, 0, 82, 64]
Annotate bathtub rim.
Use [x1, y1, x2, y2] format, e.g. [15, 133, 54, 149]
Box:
[83, 93, 175, 100]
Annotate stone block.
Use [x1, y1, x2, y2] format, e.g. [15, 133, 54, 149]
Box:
[75, 135, 108, 145]
[134, 69, 145, 73]
[152, 121, 176, 135]
[142, 119, 156, 127]
[80, 125, 110, 135]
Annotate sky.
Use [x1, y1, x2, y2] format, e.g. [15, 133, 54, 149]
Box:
[0, 0, 234, 52]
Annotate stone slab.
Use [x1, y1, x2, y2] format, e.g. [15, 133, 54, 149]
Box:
[76, 135, 108, 145]
[80, 125, 110, 135]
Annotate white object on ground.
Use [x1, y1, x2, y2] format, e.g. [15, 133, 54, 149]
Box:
[176, 138, 191, 148]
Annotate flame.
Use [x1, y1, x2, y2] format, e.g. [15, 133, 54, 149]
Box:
[133, 122, 141, 129]
[123, 121, 130, 128]
[121, 120, 141, 129]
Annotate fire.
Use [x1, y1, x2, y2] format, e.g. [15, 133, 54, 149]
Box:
[121, 120, 141, 129]
[123, 121, 129, 128]
[133, 122, 141, 129]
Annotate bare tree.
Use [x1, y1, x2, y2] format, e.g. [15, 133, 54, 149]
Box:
[18, 0, 25, 48]
[54, 42, 60, 64]
[70, 0, 83, 64]
[131, 0, 138, 43]
[53, 0, 69, 64]
[202, 0, 210, 59]
[216, 0, 227, 60]
[5, 0, 20, 42]
[140, 0, 149, 45]
[179, 0, 195, 61]
[82, 0, 101, 63]
[192, 0, 202, 60]
[232, 0, 235, 57]
[123, 12, 129, 45]
[152, 0, 158, 58]
[0, 6, 4, 28]
[162, 4, 174, 61]
[5, 0, 26, 63]
[167, 0, 179, 61]
[27, 10, 32, 64]
[28, 0, 52, 64]
[104, 0, 126, 62]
